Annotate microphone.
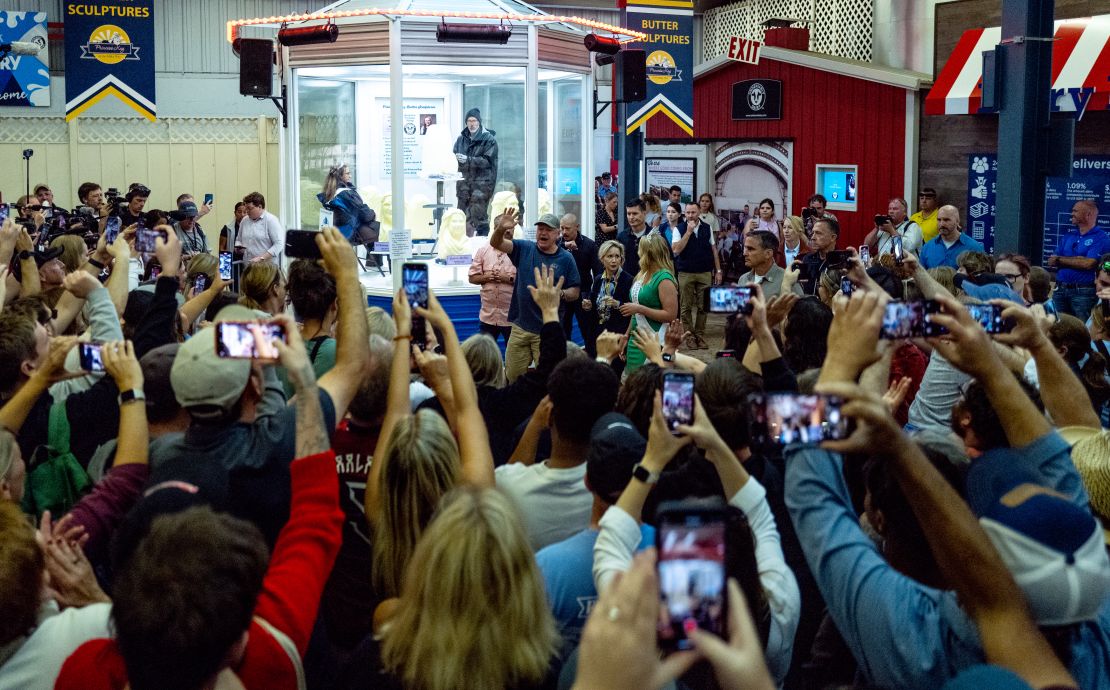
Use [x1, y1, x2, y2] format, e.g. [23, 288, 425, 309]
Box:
[0, 42, 41, 56]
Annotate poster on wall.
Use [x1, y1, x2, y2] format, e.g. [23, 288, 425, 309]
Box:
[966, 153, 1110, 256]
[624, 0, 694, 136]
[645, 158, 696, 204]
[375, 98, 447, 179]
[713, 140, 793, 230]
[64, 0, 156, 121]
[0, 11, 50, 106]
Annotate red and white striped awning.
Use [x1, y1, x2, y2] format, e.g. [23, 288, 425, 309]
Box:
[926, 14, 1110, 115]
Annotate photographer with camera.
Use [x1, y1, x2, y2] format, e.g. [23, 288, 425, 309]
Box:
[801, 194, 837, 237]
[863, 197, 922, 259]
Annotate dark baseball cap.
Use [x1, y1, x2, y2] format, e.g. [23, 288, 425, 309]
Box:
[586, 412, 647, 505]
[178, 200, 198, 217]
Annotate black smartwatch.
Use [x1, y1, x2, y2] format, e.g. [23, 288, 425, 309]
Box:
[118, 389, 146, 406]
[661, 352, 675, 363]
[631, 463, 660, 485]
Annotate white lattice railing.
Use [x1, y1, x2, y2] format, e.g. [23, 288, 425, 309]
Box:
[0, 116, 277, 145]
[703, 0, 873, 63]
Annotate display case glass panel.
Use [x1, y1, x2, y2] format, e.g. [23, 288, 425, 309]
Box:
[297, 78, 357, 229]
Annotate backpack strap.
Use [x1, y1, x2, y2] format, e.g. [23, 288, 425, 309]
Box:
[253, 616, 306, 690]
[308, 336, 329, 364]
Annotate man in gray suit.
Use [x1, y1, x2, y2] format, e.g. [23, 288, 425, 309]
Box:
[738, 230, 803, 299]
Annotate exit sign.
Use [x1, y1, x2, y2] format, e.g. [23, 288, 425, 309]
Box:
[726, 36, 762, 65]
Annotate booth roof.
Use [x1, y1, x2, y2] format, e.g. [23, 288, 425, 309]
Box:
[696, 46, 931, 91]
[318, 0, 555, 20]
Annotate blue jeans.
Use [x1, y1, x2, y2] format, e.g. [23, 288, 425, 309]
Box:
[1054, 284, 1097, 321]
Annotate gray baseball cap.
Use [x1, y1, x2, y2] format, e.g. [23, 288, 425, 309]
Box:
[534, 213, 561, 229]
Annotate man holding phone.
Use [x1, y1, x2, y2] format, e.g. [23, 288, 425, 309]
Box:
[490, 209, 581, 382]
[863, 197, 923, 259]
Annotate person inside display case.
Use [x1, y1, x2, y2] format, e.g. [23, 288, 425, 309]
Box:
[453, 108, 499, 237]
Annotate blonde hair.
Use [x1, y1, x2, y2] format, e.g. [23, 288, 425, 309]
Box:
[636, 232, 674, 283]
[462, 334, 506, 388]
[639, 192, 662, 215]
[49, 235, 86, 274]
[597, 239, 625, 264]
[238, 263, 282, 312]
[381, 487, 557, 690]
[365, 306, 397, 340]
[928, 266, 958, 296]
[783, 215, 806, 243]
[186, 253, 218, 284]
[372, 409, 461, 596]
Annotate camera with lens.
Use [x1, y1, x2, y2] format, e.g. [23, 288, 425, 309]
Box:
[874, 214, 891, 226]
[801, 207, 815, 220]
[105, 187, 126, 216]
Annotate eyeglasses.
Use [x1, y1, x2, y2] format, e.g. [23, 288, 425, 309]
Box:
[998, 272, 1022, 285]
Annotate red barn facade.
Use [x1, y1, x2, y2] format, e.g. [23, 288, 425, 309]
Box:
[646, 47, 931, 249]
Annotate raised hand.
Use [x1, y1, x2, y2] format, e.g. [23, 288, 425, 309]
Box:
[62, 271, 102, 299]
[596, 331, 627, 363]
[101, 341, 143, 391]
[689, 579, 777, 690]
[316, 226, 357, 279]
[820, 289, 889, 383]
[153, 227, 182, 277]
[528, 264, 565, 320]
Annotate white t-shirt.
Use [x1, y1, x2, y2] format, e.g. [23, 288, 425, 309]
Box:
[236, 210, 285, 265]
[495, 462, 592, 551]
[0, 602, 111, 690]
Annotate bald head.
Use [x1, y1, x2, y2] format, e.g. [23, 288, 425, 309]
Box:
[560, 214, 580, 241]
[1072, 199, 1099, 231]
[936, 205, 962, 241]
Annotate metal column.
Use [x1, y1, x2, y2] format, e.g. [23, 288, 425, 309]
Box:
[994, 0, 1056, 258]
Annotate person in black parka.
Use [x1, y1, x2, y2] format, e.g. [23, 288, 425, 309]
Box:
[453, 108, 499, 236]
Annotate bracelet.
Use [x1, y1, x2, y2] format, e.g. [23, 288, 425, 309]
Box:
[393, 335, 412, 342]
[87, 258, 106, 270]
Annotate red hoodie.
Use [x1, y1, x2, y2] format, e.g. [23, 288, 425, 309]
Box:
[55, 450, 344, 690]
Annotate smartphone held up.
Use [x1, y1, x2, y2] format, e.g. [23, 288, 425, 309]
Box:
[662, 371, 695, 434]
[403, 262, 430, 346]
[215, 321, 287, 359]
[656, 500, 728, 651]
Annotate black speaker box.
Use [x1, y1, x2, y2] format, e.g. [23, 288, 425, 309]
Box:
[239, 39, 274, 97]
[616, 49, 646, 103]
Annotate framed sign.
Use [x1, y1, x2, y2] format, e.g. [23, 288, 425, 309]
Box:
[645, 158, 697, 205]
[732, 79, 782, 121]
[815, 165, 858, 212]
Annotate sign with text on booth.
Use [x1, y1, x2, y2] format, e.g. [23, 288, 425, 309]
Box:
[726, 37, 762, 65]
[624, 0, 694, 137]
[64, 0, 156, 121]
[0, 11, 50, 106]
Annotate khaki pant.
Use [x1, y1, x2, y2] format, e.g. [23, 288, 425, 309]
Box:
[679, 271, 712, 338]
[505, 325, 543, 383]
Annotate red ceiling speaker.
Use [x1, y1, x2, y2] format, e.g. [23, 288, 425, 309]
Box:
[584, 33, 621, 55]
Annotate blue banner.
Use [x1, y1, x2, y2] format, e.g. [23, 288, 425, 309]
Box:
[64, 0, 155, 121]
[967, 154, 1110, 257]
[0, 11, 50, 107]
[624, 0, 694, 136]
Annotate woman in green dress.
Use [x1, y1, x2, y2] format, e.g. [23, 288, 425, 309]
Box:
[620, 232, 679, 374]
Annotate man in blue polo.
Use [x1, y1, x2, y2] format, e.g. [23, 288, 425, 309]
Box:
[1048, 199, 1108, 319]
[919, 205, 983, 270]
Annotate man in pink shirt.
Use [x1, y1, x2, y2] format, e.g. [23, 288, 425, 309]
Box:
[469, 222, 517, 343]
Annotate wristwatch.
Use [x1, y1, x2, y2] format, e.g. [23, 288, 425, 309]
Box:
[17, 250, 32, 261]
[631, 462, 660, 485]
[118, 389, 146, 406]
[661, 352, 675, 363]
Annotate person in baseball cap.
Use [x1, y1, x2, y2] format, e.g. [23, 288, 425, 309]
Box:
[170, 305, 260, 422]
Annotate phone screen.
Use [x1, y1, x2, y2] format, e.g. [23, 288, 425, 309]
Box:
[708, 285, 753, 314]
[858, 245, 871, 266]
[880, 300, 946, 339]
[135, 227, 162, 253]
[0, 203, 9, 222]
[662, 371, 695, 434]
[105, 216, 122, 244]
[657, 509, 727, 650]
[750, 393, 851, 446]
[218, 252, 233, 280]
[403, 263, 429, 345]
[892, 236, 904, 263]
[204, 193, 214, 207]
[193, 274, 208, 292]
[215, 321, 286, 359]
[841, 277, 853, 296]
[966, 303, 1012, 334]
[78, 343, 105, 372]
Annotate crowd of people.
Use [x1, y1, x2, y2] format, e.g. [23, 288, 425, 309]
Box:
[0, 177, 1109, 690]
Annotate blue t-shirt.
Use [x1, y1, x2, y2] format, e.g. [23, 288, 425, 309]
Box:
[508, 240, 580, 333]
[535, 525, 653, 654]
[1057, 227, 1109, 285]
[919, 232, 985, 270]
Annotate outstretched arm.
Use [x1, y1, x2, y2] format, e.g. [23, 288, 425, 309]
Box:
[489, 208, 516, 254]
[315, 228, 370, 423]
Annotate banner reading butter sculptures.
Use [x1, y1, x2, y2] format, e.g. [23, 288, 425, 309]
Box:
[624, 0, 694, 136]
[64, 0, 155, 121]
